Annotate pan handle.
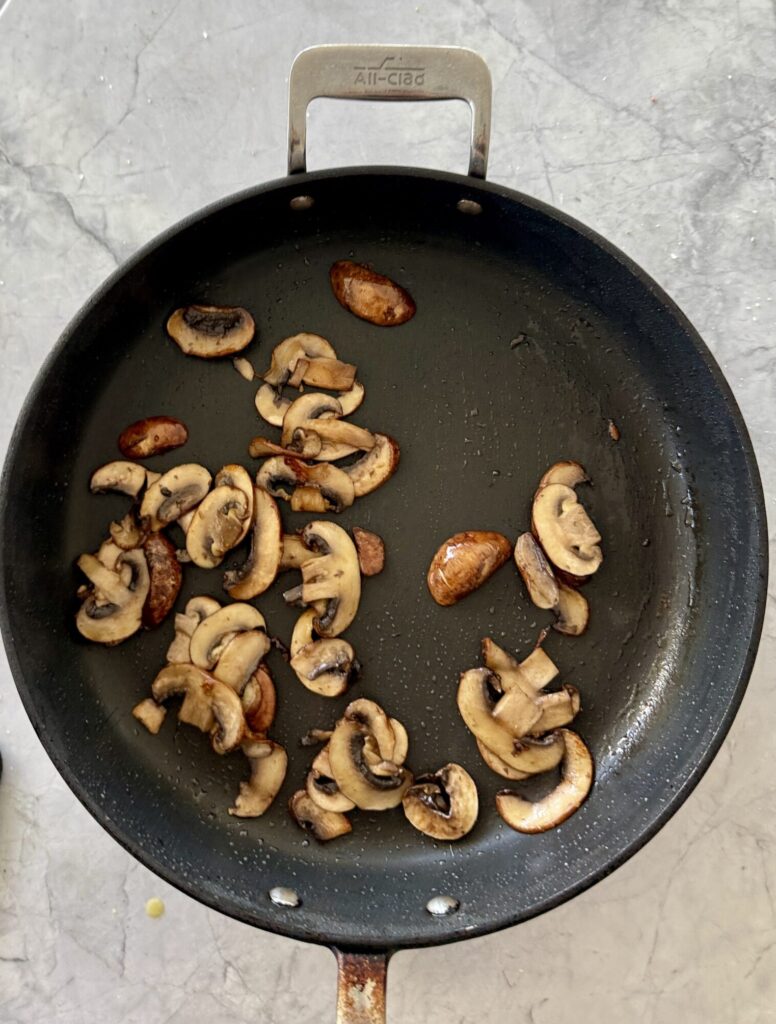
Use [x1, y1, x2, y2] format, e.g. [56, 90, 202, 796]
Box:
[334, 948, 390, 1024]
[288, 44, 492, 178]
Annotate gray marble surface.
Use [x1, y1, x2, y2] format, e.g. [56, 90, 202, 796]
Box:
[1, 1, 775, 1021]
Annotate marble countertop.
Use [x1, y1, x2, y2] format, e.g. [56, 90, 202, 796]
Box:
[2, 1, 775, 1021]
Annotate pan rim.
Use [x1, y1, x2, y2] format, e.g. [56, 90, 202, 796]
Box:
[0, 165, 768, 952]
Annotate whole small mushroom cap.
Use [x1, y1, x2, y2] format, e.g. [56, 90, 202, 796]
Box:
[402, 763, 479, 841]
[289, 789, 352, 841]
[532, 482, 602, 577]
[427, 531, 512, 606]
[167, 305, 255, 358]
[229, 741, 288, 817]
[496, 729, 594, 833]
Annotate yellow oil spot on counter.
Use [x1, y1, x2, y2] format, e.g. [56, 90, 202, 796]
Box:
[145, 897, 165, 919]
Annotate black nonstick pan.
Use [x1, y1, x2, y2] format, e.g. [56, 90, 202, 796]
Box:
[0, 45, 767, 1023]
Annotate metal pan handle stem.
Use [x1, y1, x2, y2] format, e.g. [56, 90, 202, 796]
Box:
[288, 44, 491, 178]
[334, 949, 390, 1024]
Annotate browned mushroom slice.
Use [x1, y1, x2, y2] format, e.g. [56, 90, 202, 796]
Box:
[166, 595, 221, 663]
[296, 521, 361, 637]
[75, 549, 150, 645]
[538, 460, 589, 489]
[229, 740, 288, 817]
[289, 789, 352, 841]
[532, 482, 602, 577]
[262, 333, 337, 387]
[214, 465, 253, 541]
[151, 662, 245, 753]
[223, 487, 282, 599]
[338, 380, 366, 416]
[278, 533, 318, 572]
[352, 527, 385, 576]
[233, 356, 255, 381]
[299, 357, 357, 391]
[328, 716, 413, 811]
[531, 685, 581, 734]
[118, 416, 188, 460]
[496, 730, 594, 833]
[167, 305, 255, 358]
[427, 531, 512, 606]
[242, 664, 277, 735]
[256, 457, 355, 513]
[140, 464, 212, 531]
[481, 638, 558, 696]
[89, 461, 149, 497]
[389, 718, 409, 765]
[342, 434, 400, 497]
[248, 434, 323, 460]
[514, 532, 559, 610]
[185, 486, 251, 568]
[213, 629, 271, 692]
[289, 610, 358, 697]
[306, 746, 356, 814]
[475, 738, 531, 780]
[132, 698, 166, 734]
[142, 532, 182, 628]
[491, 687, 542, 737]
[330, 260, 416, 326]
[554, 581, 590, 636]
[109, 512, 148, 551]
[280, 393, 362, 462]
[344, 699, 397, 761]
[255, 383, 291, 427]
[188, 603, 266, 669]
[402, 763, 478, 841]
[457, 668, 564, 774]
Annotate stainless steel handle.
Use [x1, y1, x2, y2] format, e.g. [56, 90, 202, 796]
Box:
[288, 44, 492, 178]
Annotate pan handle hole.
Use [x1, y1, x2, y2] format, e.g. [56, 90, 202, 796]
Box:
[426, 895, 460, 916]
[290, 195, 315, 211]
[269, 886, 301, 908]
[456, 198, 482, 215]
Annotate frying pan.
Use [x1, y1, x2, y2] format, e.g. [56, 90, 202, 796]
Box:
[0, 45, 767, 1023]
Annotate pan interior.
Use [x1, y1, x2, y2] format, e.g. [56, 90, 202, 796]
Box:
[0, 170, 764, 949]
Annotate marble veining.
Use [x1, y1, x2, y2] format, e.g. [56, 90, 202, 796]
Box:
[1, 0, 776, 1021]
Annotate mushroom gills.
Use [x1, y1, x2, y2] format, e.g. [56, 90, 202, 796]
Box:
[223, 486, 282, 599]
[402, 763, 478, 841]
[167, 305, 255, 358]
[189, 603, 266, 669]
[532, 482, 602, 577]
[140, 464, 212, 530]
[289, 790, 352, 841]
[186, 485, 251, 568]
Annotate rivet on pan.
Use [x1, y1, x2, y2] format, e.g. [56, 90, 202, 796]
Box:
[289, 195, 314, 211]
[426, 895, 460, 916]
[456, 199, 482, 216]
[269, 886, 301, 908]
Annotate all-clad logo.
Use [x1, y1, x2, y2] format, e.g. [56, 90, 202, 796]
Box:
[353, 55, 425, 87]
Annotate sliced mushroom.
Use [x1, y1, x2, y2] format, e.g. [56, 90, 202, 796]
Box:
[352, 527, 385, 576]
[289, 789, 352, 841]
[475, 738, 531, 780]
[188, 603, 266, 669]
[389, 719, 409, 765]
[132, 698, 166, 734]
[214, 465, 253, 539]
[554, 581, 590, 636]
[248, 434, 323, 460]
[142, 532, 183, 628]
[402, 763, 478, 841]
[296, 356, 357, 391]
[262, 333, 337, 387]
[118, 416, 188, 459]
[290, 610, 359, 697]
[481, 638, 558, 696]
[531, 685, 581, 734]
[519, 647, 560, 692]
[514, 532, 559, 610]
[427, 531, 512, 606]
[90, 461, 148, 498]
[280, 392, 355, 461]
[297, 521, 361, 637]
[97, 539, 125, 574]
[292, 418, 375, 462]
[330, 260, 416, 326]
[140, 464, 212, 531]
[279, 533, 317, 572]
[166, 595, 221, 661]
[306, 746, 356, 813]
[76, 548, 149, 644]
[256, 457, 355, 513]
[337, 380, 365, 416]
[539, 460, 589, 489]
[233, 356, 255, 381]
[213, 629, 271, 692]
[242, 665, 277, 735]
[492, 687, 542, 737]
[255, 383, 291, 427]
[457, 668, 565, 774]
[229, 740, 287, 817]
[532, 483, 602, 577]
[109, 512, 148, 551]
[185, 485, 251, 568]
[223, 487, 282, 599]
[167, 304, 255, 358]
[151, 662, 244, 751]
[496, 729, 594, 833]
[328, 715, 413, 811]
[345, 699, 397, 760]
[342, 433, 400, 497]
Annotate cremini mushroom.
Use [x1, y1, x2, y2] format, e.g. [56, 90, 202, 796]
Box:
[330, 260, 416, 326]
[496, 729, 594, 833]
[214, 465, 253, 538]
[532, 685, 581, 734]
[167, 304, 255, 358]
[166, 595, 221, 662]
[457, 668, 565, 774]
[278, 533, 317, 572]
[532, 482, 602, 577]
[188, 603, 266, 669]
[241, 665, 277, 735]
[254, 384, 291, 427]
[151, 662, 245, 752]
[132, 698, 166, 734]
[233, 356, 255, 381]
[306, 746, 355, 813]
[186, 485, 251, 568]
[140, 464, 212, 530]
[475, 738, 530, 780]
[118, 416, 188, 459]
[248, 434, 323, 460]
[256, 457, 355, 513]
[338, 380, 366, 417]
[554, 581, 590, 636]
[262, 333, 337, 387]
[223, 487, 282, 599]
[280, 392, 375, 462]
[289, 789, 352, 841]
[289, 609, 359, 697]
[427, 531, 512, 606]
[342, 433, 400, 497]
[539, 460, 589, 489]
[89, 461, 149, 498]
[481, 638, 558, 696]
[293, 521, 361, 637]
[514, 532, 559, 610]
[142, 532, 182, 628]
[109, 512, 148, 551]
[213, 629, 271, 692]
[491, 687, 542, 737]
[328, 708, 413, 811]
[229, 740, 287, 817]
[352, 527, 385, 576]
[402, 763, 478, 841]
[75, 548, 150, 644]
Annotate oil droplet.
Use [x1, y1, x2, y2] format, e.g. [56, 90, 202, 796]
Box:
[145, 897, 165, 918]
